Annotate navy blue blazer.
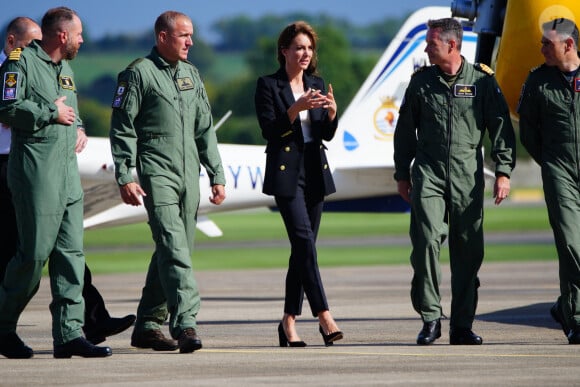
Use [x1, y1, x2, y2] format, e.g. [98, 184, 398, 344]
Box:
[254, 68, 338, 197]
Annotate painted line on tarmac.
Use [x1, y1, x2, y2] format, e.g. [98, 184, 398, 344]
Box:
[200, 348, 580, 358]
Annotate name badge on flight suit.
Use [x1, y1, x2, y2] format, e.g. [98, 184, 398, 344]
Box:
[2, 72, 18, 100]
[59, 76, 75, 90]
[575, 78, 580, 92]
[454, 84, 476, 97]
[177, 77, 194, 90]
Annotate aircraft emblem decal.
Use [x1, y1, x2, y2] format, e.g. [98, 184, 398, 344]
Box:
[373, 96, 398, 140]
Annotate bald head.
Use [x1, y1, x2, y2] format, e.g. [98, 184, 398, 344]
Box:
[4, 17, 41, 55]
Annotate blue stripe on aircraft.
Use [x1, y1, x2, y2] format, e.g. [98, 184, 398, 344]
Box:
[362, 26, 477, 100]
[376, 24, 427, 85]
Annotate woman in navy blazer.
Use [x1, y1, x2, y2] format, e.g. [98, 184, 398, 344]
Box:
[254, 21, 343, 347]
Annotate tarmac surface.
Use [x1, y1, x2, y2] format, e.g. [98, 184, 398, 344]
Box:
[1, 259, 578, 386]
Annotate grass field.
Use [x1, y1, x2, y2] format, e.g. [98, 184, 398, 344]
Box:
[70, 49, 379, 89]
[70, 51, 251, 89]
[83, 205, 556, 274]
[71, 52, 146, 88]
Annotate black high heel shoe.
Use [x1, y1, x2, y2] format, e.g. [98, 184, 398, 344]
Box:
[319, 325, 343, 346]
[278, 322, 307, 347]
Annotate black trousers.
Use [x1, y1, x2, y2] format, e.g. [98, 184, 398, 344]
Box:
[82, 265, 111, 333]
[0, 156, 17, 281]
[0, 155, 109, 333]
[275, 144, 329, 317]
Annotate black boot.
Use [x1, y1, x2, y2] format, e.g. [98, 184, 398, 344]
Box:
[449, 327, 483, 345]
[416, 319, 441, 345]
[53, 337, 112, 358]
[0, 332, 33, 359]
[85, 314, 136, 345]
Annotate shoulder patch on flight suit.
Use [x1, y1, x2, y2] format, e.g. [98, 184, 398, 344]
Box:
[474, 63, 494, 75]
[3, 72, 18, 100]
[111, 81, 128, 108]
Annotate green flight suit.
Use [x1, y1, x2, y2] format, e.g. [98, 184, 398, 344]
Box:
[110, 47, 225, 339]
[394, 59, 516, 329]
[0, 41, 85, 345]
[519, 63, 580, 330]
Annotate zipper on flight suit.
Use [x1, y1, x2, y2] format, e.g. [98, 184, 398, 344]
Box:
[173, 67, 187, 174]
[446, 88, 453, 197]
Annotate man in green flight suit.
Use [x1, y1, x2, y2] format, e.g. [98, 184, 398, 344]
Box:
[394, 18, 516, 346]
[0, 7, 112, 358]
[518, 18, 580, 344]
[110, 10, 226, 354]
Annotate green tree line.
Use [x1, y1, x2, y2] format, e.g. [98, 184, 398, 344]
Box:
[63, 13, 404, 145]
[1, 12, 531, 159]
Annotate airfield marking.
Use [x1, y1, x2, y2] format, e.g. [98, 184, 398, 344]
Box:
[199, 348, 580, 359]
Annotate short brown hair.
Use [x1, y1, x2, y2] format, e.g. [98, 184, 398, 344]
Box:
[41, 7, 77, 38]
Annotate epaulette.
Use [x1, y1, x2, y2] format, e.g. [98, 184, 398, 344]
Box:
[529, 64, 544, 73]
[475, 62, 494, 75]
[8, 48, 22, 61]
[126, 58, 144, 69]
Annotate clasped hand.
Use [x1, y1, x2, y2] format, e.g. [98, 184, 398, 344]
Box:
[300, 84, 336, 111]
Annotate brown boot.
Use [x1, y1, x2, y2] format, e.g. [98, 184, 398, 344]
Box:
[178, 328, 202, 353]
[131, 329, 178, 351]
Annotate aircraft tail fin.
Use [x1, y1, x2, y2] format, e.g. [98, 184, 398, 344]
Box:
[323, 6, 477, 209]
[327, 6, 477, 170]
